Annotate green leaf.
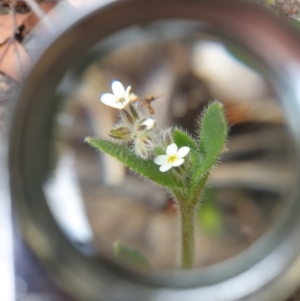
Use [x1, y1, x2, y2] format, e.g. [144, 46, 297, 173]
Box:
[173, 129, 200, 167]
[85, 137, 183, 190]
[173, 129, 197, 150]
[188, 101, 228, 198]
[198, 101, 228, 172]
[113, 241, 150, 268]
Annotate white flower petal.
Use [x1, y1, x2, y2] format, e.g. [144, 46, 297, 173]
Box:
[101, 93, 124, 109]
[112, 81, 125, 97]
[159, 163, 172, 172]
[125, 86, 131, 97]
[177, 146, 190, 158]
[166, 143, 178, 155]
[172, 158, 184, 167]
[154, 155, 168, 165]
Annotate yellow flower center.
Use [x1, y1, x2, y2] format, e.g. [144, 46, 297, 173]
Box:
[167, 154, 178, 163]
[116, 97, 125, 104]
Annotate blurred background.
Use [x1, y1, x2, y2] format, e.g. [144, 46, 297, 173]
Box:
[50, 36, 295, 268]
[1, 0, 300, 300]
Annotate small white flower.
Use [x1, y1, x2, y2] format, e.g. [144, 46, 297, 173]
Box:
[154, 143, 190, 172]
[100, 81, 134, 109]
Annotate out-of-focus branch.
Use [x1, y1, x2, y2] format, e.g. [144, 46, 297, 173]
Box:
[10, 0, 23, 79]
[23, 0, 54, 33]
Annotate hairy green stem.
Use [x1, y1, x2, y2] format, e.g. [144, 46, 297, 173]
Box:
[179, 202, 195, 269]
[177, 175, 209, 269]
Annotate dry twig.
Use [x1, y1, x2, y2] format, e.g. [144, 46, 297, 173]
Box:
[10, 0, 23, 79]
[23, 0, 54, 33]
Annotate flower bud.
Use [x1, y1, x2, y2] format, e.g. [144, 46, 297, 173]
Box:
[109, 126, 131, 140]
[137, 118, 156, 132]
[141, 136, 155, 148]
[129, 103, 140, 120]
[162, 127, 173, 145]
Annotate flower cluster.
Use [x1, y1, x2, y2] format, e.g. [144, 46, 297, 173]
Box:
[100, 81, 190, 171]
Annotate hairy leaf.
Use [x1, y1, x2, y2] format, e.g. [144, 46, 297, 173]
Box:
[198, 101, 227, 172]
[189, 101, 228, 198]
[173, 128, 200, 168]
[85, 137, 183, 190]
[173, 129, 197, 150]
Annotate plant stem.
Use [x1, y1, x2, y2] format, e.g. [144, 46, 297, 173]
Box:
[177, 175, 209, 269]
[179, 202, 195, 269]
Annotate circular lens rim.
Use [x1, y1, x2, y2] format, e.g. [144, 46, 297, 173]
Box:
[9, 0, 300, 300]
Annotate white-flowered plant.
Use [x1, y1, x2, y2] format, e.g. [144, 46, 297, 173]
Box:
[100, 80, 137, 109]
[154, 143, 190, 172]
[86, 80, 228, 269]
